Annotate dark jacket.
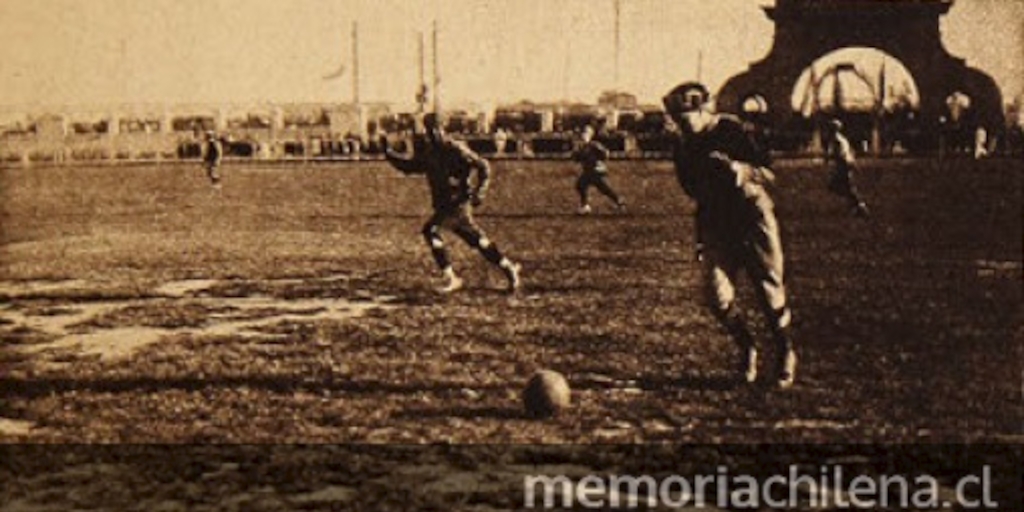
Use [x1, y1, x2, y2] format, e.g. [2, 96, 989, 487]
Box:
[385, 135, 491, 212]
[670, 115, 775, 240]
[573, 140, 610, 175]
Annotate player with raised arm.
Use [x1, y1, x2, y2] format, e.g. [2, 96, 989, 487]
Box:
[573, 125, 626, 214]
[381, 113, 521, 294]
[663, 82, 796, 388]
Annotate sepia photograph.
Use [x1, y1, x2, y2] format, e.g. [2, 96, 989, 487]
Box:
[1, 0, 1021, 510]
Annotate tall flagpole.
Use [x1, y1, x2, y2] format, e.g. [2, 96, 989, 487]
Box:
[417, 32, 427, 114]
[613, 0, 621, 90]
[432, 20, 441, 114]
[352, 21, 360, 106]
[562, 21, 572, 100]
[351, 21, 363, 138]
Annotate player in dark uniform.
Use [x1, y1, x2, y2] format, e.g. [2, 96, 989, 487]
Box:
[573, 125, 626, 214]
[663, 82, 796, 388]
[382, 113, 521, 294]
[203, 130, 223, 188]
[824, 119, 870, 218]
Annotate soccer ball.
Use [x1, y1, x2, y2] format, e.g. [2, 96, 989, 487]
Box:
[522, 370, 571, 418]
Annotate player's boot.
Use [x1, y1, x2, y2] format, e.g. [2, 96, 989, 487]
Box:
[438, 268, 464, 293]
[776, 349, 797, 389]
[503, 262, 522, 294]
[615, 198, 627, 212]
[853, 202, 870, 219]
[578, 204, 592, 215]
[719, 306, 756, 383]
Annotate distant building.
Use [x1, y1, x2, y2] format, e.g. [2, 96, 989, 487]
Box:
[597, 90, 638, 111]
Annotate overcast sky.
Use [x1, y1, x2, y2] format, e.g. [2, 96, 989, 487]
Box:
[0, 0, 1020, 111]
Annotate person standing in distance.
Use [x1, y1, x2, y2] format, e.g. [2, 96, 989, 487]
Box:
[202, 130, 223, 188]
[573, 125, 626, 214]
[382, 113, 521, 294]
[824, 119, 870, 218]
[662, 82, 796, 388]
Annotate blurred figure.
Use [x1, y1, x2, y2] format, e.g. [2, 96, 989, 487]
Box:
[573, 125, 626, 215]
[663, 81, 795, 388]
[973, 126, 988, 159]
[493, 128, 508, 156]
[202, 130, 223, 188]
[381, 113, 521, 294]
[825, 119, 870, 218]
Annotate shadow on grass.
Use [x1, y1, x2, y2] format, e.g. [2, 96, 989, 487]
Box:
[638, 372, 741, 392]
[392, 405, 527, 421]
[0, 374, 507, 398]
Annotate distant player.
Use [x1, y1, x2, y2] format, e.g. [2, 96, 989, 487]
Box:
[663, 82, 796, 388]
[382, 113, 521, 294]
[824, 119, 870, 218]
[973, 126, 988, 160]
[573, 125, 626, 214]
[202, 130, 223, 188]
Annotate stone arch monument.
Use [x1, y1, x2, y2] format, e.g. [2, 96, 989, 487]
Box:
[716, 0, 1004, 150]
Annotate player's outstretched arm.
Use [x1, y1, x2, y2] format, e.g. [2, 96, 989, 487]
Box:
[380, 136, 424, 175]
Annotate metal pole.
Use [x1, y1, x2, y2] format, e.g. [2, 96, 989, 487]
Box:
[613, 0, 621, 89]
[873, 58, 886, 155]
[352, 21, 364, 140]
[352, 21, 360, 106]
[432, 20, 440, 114]
[418, 32, 426, 114]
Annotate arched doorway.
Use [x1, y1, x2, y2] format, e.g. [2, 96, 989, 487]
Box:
[789, 48, 923, 154]
[716, 0, 1003, 153]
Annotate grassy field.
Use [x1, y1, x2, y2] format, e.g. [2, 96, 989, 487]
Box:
[1, 156, 1019, 446]
[0, 157, 1021, 510]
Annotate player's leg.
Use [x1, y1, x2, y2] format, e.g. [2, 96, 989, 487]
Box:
[830, 165, 868, 218]
[746, 202, 795, 388]
[576, 173, 592, 214]
[703, 242, 757, 383]
[844, 169, 870, 218]
[422, 212, 462, 292]
[826, 166, 845, 196]
[205, 162, 222, 187]
[593, 175, 626, 210]
[452, 207, 521, 293]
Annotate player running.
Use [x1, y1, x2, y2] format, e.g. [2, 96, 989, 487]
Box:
[824, 119, 870, 218]
[382, 113, 521, 294]
[662, 82, 796, 388]
[573, 125, 626, 214]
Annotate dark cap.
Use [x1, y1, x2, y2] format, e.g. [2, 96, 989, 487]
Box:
[663, 82, 711, 114]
